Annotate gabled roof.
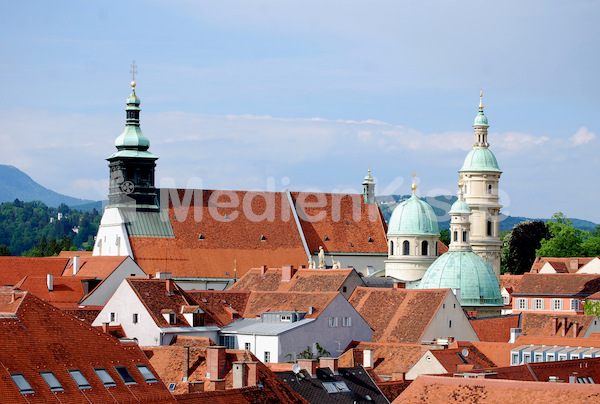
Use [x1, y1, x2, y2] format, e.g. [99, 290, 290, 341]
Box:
[513, 334, 600, 348]
[15, 275, 87, 305]
[469, 315, 520, 342]
[520, 312, 598, 338]
[228, 267, 359, 294]
[513, 273, 600, 296]
[0, 288, 176, 403]
[348, 287, 449, 343]
[62, 255, 130, 277]
[175, 386, 308, 404]
[185, 290, 251, 327]
[500, 274, 522, 291]
[531, 257, 596, 273]
[143, 345, 306, 402]
[338, 341, 425, 375]
[60, 305, 102, 324]
[424, 344, 496, 372]
[0, 257, 69, 286]
[466, 341, 515, 367]
[243, 291, 339, 319]
[128, 278, 195, 327]
[275, 366, 388, 404]
[394, 375, 600, 403]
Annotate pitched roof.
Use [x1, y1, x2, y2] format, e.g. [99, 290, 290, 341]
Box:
[348, 287, 448, 343]
[466, 341, 515, 368]
[185, 290, 251, 327]
[438, 241, 449, 255]
[531, 257, 595, 273]
[242, 291, 339, 319]
[228, 267, 358, 294]
[514, 334, 600, 348]
[426, 344, 496, 372]
[60, 305, 102, 324]
[0, 287, 176, 403]
[469, 315, 520, 342]
[337, 341, 426, 375]
[520, 312, 598, 338]
[62, 255, 130, 277]
[499, 274, 522, 291]
[0, 257, 69, 286]
[289, 191, 388, 254]
[15, 275, 87, 305]
[394, 375, 600, 403]
[513, 273, 600, 296]
[275, 366, 389, 404]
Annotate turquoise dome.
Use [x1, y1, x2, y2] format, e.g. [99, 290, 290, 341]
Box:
[474, 111, 488, 127]
[418, 251, 502, 306]
[449, 198, 471, 215]
[460, 148, 501, 172]
[114, 126, 150, 149]
[387, 195, 439, 236]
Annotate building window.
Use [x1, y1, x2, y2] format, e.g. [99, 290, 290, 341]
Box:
[403, 241, 410, 256]
[342, 317, 352, 327]
[453, 231, 458, 242]
[40, 372, 64, 392]
[511, 353, 519, 365]
[533, 299, 544, 310]
[219, 336, 235, 349]
[449, 320, 452, 328]
[502, 295, 510, 305]
[487, 220, 493, 236]
[94, 368, 116, 387]
[462, 231, 467, 242]
[487, 184, 492, 195]
[132, 313, 138, 324]
[110, 312, 117, 322]
[421, 241, 428, 256]
[390, 241, 394, 255]
[169, 313, 176, 325]
[115, 367, 136, 385]
[68, 370, 91, 389]
[342, 286, 347, 293]
[264, 352, 271, 363]
[552, 299, 563, 311]
[135, 365, 157, 383]
[517, 298, 528, 310]
[435, 242, 439, 256]
[245, 342, 251, 350]
[10, 374, 34, 395]
[329, 317, 339, 327]
[571, 299, 579, 311]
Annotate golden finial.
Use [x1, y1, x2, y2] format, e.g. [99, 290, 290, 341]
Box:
[130, 60, 138, 89]
[458, 174, 464, 189]
[411, 171, 418, 194]
[479, 89, 484, 111]
[368, 162, 371, 175]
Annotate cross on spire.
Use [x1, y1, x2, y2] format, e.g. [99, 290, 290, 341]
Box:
[411, 171, 418, 194]
[130, 60, 138, 82]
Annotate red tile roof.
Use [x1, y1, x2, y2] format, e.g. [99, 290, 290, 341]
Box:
[500, 274, 522, 291]
[15, 275, 87, 305]
[185, 290, 251, 327]
[175, 385, 308, 404]
[0, 287, 176, 403]
[337, 341, 426, 375]
[348, 287, 449, 343]
[531, 257, 596, 273]
[427, 344, 496, 372]
[394, 375, 600, 403]
[513, 334, 600, 348]
[438, 241, 449, 255]
[513, 273, 600, 296]
[0, 257, 69, 286]
[63, 255, 129, 277]
[520, 312, 598, 338]
[128, 279, 196, 327]
[465, 341, 515, 368]
[242, 291, 339, 319]
[469, 315, 520, 342]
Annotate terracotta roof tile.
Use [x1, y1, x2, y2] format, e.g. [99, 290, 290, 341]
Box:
[242, 291, 339, 319]
[128, 279, 195, 327]
[185, 290, 251, 327]
[427, 344, 496, 372]
[348, 287, 448, 343]
[0, 288, 176, 403]
[62, 255, 129, 277]
[514, 273, 600, 296]
[15, 275, 86, 305]
[521, 312, 597, 338]
[466, 341, 516, 367]
[531, 257, 596, 273]
[337, 341, 426, 375]
[469, 315, 520, 342]
[0, 257, 69, 286]
[500, 274, 523, 290]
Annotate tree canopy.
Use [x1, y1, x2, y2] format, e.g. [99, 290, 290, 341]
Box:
[501, 220, 551, 274]
[536, 213, 600, 258]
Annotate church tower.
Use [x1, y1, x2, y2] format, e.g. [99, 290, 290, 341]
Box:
[362, 168, 376, 204]
[459, 92, 502, 280]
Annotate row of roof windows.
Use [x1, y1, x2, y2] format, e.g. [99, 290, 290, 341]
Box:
[10, 365, 157, 395]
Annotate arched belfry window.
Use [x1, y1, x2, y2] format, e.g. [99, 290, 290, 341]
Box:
[487, 184, 492, 195]
[463, 231, 467, 242]
[390, 241, 394, 256]
[421, 240, 428, 256]
[403, 241, 410, 256]
[487, 220, 493, 236]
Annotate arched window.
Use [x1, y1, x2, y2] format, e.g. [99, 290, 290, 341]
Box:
[487, 220, 493, 236]
[487, 184, 492, 195]
[421, 240, 428, 256]
[390, 241, 394, 256]
[403, 240, 410, 256]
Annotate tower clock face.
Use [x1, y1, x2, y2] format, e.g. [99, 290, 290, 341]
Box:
[120, 181, 135, 194]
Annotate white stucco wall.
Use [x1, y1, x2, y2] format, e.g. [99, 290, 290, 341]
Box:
[578, 258, 600, 274]
[310, 253, 387, 277]
[405, 350, 448, 380]
[80, 257, 147, 306]
[420, 291, 479, 343]
[92, 207, 132, 257]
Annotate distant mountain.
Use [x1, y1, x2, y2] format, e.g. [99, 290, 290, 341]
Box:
[377, 194, 598, 232]
[0, 165, 96, 208]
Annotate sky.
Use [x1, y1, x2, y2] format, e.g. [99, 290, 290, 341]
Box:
[1, 1, 599, 223]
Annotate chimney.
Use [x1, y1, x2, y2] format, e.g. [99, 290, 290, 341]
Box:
[207, 379, 226, 391]
[573, 321, 579, 338]
[206, 346, 227, 381]
[102, 322, 110, 334]
[298, 359, 317, 378]
[188, 381, 204, 393]
[509, 328, 522, 343]
[246, 362, 259, 387]
[308, 306, 314, 315]
[561, 318, 567, 337]
[72, 256, 80, 275]
[183, 346, 190, 382]
[569, 372, 578, 384]
[156, 271, 172, 280]
[393, 282, 406, 289]
[392, 372, 406, 382]
[166, 279, 175, 294]
[552, 317, 558, 336]
[259, 265, 267, 275]
[233, 362, 246, 389]
[568, 259, 579, 271]
[282, 265, 295, 282]
[319, 357, 339, 375]
[47, 274, 54, 292]
[363, 349, 374, 368]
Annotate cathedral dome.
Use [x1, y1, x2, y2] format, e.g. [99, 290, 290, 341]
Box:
[387, 195, 439, 236]
[417, 250, 502, 307]
[460, 148, 501, 172]
[449, 198, 471, 215]
[473, 110, 488, 127]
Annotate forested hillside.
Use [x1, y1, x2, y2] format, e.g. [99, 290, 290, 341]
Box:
[0, 200, 101, 256]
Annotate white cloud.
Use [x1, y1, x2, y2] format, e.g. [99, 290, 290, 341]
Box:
[570, 127, 596, 146]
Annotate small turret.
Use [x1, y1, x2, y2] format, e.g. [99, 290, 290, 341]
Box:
[362, 167, 376, 204]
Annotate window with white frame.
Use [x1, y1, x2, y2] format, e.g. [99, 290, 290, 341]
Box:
[342, 317, 352, 327]
[571, 299, 579, 311]
[245, 342, 251, 350]
[110, 312, 117, 322]
[517, 298, 528, 310]
[533, 299, 544, 310]
[329, 317, 339, 327]
[264, 352, 271, 363]
[502, 295, 510, 305]
[552, 299, 563, 311]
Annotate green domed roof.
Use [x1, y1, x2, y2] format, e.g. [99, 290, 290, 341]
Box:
[417, 251, 502, 306]
[460, 148, 501, 172]
[449, 198, 471, 215]
[474, 111, 488, 127]
[114, 125, 150, 149]
[387, 195, 439, 236]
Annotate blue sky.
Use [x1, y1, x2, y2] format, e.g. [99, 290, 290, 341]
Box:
[1, 1, 599, 222]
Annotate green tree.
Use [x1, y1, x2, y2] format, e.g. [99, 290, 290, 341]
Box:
[439, 229, 450, 246]
[502, 220, 551, 274]
[536, 213, 589, 257]
[0, 244, 10, 256]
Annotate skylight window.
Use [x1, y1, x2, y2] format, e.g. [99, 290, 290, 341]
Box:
[41, 371, 64, 392]
[136, 365, 157, 383]
[323, 381, 351, 394]
[68, 370, 91, 389]
[115, 367, 136, 385]
[10, 374, 34, 394]
[94, 368, 116, 387]
[168, 383, 176, 391]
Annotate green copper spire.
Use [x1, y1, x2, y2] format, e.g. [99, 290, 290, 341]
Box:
[473, 89, 489, 127]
